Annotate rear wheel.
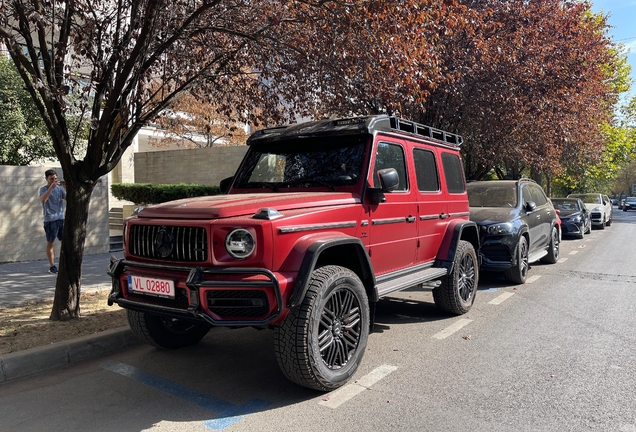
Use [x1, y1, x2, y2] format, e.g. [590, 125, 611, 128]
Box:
[541, 226, 560, 264]
[274, 265, 369, 391]
[433, 240, 478, 315]
[127, 310, 211, 349]
[504, 236, 529, 284]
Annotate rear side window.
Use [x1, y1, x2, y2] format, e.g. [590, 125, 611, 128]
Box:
[373, 142, 408, 191]
[441, 152, 465, 193]
[413, 148, 439, 192]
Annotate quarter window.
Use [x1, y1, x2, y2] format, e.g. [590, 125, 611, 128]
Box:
[441, 152, 465, 193]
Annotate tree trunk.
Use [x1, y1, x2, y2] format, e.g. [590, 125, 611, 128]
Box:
[50, 180, 95, 321]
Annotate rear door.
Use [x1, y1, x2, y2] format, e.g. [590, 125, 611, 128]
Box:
[412, 145, 446, 263]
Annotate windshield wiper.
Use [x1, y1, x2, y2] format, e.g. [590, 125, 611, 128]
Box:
[275, 179, 336, 191]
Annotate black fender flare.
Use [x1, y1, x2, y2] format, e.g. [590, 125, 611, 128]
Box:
[287, 237, 376, 308]
[436, 220, 480, 273]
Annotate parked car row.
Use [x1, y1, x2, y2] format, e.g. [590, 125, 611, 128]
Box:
[465, 180, 615, 285]
[467, 179, 560, 284]
[567, 193, 612, 228]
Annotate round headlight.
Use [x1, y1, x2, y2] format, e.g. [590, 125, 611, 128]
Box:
[225, 228, 256, 259]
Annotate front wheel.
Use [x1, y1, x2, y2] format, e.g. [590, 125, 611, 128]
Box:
[541, 226, 560, 264]
[127, 310, 211, 349]
[433, 240, 478, 315]
[504, 236, 529, 284]
[606, 216, 612, 226]
[274, 266, 369, 391]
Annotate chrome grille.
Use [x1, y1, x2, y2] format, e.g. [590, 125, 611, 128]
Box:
[129, 225, 208, 262]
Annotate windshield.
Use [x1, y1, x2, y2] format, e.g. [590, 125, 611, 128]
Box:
[551, 199, 580, 211]
[467, 184, 518, 208]
[234, 136, 368, 190]
[627, 197, 636, 203]
[568, 194, 601, 204]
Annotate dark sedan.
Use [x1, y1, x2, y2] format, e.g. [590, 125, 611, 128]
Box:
[551, 198, 591, 239]
[623, 197, 636, 211]
[467, 179, 560, 284]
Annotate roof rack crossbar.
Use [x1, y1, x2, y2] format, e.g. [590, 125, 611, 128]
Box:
[389, 116, 462, 147]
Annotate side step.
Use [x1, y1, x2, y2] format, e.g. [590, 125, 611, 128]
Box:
[376, 267, 448, 298]
[528, 249, 548, 264]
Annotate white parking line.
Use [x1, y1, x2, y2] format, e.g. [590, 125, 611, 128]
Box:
[569, 251, 578, 255]
[526, 275, 541, 284]
[557, 257, 568, 263]
[489, 292, 515, 305]
[318, 365, 398, 409]
[432, 319, 473, 340]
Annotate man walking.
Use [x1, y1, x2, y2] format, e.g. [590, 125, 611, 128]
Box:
[39, 169, 66, 274]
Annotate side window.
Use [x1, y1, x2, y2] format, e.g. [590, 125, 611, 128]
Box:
[413, 148, 440, 192]
[522, 186, 533, 205]
[373, 142, 408, 191]
[529, 185, 547, 206]
[441, 152, 465, 193]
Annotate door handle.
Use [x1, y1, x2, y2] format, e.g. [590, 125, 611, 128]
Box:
[406, 215, 416, 223]
[440, 213, 448, 220]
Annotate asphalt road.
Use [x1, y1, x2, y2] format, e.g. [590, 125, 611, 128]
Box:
[1, 208, 635, 432]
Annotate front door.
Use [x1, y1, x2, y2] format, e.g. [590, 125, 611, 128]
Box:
[366, 139, 418, 275]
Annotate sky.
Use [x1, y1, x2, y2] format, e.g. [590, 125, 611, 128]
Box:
[591, 0, 636, 100]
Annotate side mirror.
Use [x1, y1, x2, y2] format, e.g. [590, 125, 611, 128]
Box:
[219, 176, 234, 194]
[525, 201, 537, 212]
[377, 168, 399, 192]
[555, 208, 561, 215]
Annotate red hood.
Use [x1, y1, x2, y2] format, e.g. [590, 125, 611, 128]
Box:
[137, 192, 360, 219]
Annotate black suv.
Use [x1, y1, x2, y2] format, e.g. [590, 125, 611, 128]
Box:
[467, 179, 560, 284]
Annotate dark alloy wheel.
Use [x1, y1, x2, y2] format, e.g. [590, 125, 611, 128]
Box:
[541, 226, 560, 264]
[274, 265, 369, 391]
[504, 236, 529, 284]
[127, 310, 211, 349]
[433, 240, 478, 315]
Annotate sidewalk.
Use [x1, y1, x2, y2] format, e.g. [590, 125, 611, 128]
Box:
[0, 252, 122, 308]
[0, 252, 141, 383]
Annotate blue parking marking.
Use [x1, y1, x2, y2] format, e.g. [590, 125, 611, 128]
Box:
[101, 360, 271, 430]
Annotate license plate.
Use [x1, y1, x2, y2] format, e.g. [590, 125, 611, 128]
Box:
[127, 275, 176, 299]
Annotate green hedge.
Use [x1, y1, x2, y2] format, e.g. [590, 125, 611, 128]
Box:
[111, 183, 222, 205]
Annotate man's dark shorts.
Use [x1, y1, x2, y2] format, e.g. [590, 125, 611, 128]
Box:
[44, 219, 64, 243]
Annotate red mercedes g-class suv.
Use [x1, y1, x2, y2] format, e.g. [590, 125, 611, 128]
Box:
[108, 115, 480, 391]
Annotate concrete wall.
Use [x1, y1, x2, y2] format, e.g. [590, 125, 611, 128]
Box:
[134, 146, 248, 186]
[0, 166, 110, 263]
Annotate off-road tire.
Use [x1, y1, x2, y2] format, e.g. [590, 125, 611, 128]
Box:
[274, 265, 369, 391]
[541, 226, 560, 264]
[433, 240, 478, 315]
[504, 236, 529, 284]
[127, 309, 211, 349]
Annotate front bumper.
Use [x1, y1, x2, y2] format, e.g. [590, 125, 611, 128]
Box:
[560, 219, 584, 236]
[590, 212, 604, 225]
[107, 258, 287, 327]
[477, 236, 516, 271]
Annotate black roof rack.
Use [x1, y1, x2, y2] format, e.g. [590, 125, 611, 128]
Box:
[247, 115, 463, 147]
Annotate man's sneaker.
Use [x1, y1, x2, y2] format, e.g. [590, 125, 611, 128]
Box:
[49, 265, 58, 274]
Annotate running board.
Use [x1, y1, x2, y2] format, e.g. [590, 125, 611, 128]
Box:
[528, 249, 548, 264]
[376, 267, 448, 298]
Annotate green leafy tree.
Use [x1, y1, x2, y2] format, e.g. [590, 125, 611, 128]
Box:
[0, 55, 54, 165]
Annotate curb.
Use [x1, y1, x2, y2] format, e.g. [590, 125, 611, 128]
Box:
[0, 327, 141, 383]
